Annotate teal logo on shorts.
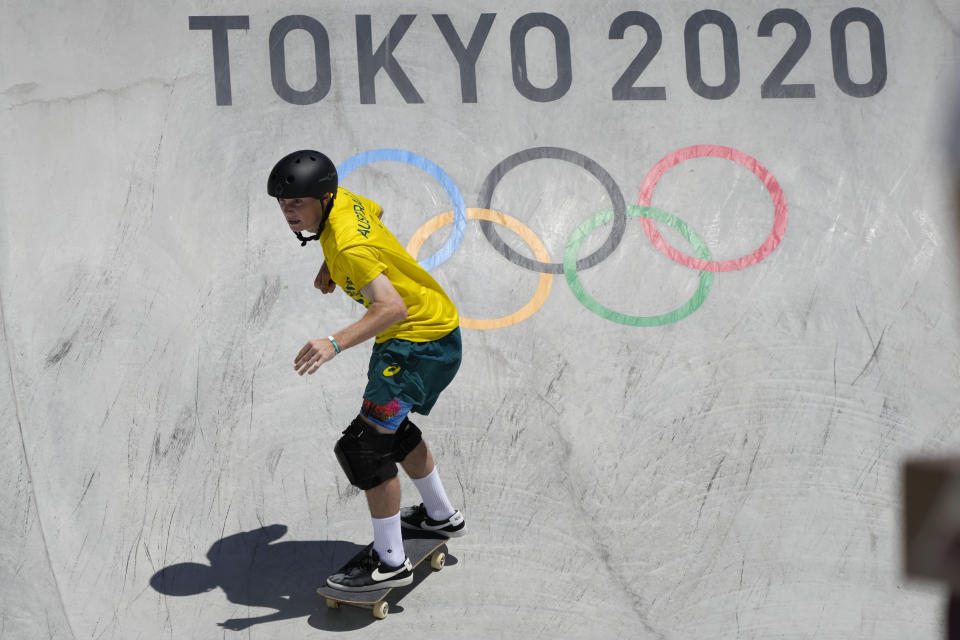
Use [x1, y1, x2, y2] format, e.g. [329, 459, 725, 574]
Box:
[383, 364, 402, 377]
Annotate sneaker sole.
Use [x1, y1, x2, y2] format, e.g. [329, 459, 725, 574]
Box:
[325, 575, 414, 592]
[400, 520, 467, 538]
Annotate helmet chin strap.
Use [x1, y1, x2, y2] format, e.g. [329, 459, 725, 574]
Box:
[293, 196, 334, 247]
[295, 230, 319, 246]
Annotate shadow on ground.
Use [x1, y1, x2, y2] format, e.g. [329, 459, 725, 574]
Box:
[150, 524, 460, 631]
[150, 524, 369, 631]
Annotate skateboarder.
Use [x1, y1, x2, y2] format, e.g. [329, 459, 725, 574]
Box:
[267, 150, 466, 593]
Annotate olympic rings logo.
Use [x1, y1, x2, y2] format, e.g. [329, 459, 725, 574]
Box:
[337, 145, 787, 330]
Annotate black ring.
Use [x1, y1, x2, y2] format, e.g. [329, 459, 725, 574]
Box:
[477, 147, 627, 274]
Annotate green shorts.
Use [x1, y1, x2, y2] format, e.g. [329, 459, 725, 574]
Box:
[360, 328, 461, 431]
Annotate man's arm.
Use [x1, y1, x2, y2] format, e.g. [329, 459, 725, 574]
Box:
[315, 261, 335, 293]
[295, 273, 407, 376]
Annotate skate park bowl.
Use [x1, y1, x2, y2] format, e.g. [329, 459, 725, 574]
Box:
[4, 2, 960, 638]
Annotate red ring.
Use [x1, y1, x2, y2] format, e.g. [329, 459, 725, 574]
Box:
[638, 145, 788, 272]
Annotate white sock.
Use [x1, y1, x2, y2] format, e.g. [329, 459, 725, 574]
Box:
[412, 467, 456, 521]
[372, 513, 405, 567]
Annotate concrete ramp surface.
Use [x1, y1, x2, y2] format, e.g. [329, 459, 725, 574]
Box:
[2, 1, 960, 638]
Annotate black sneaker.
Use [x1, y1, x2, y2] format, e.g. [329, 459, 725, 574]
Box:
[400, 503, 466, 538]
[325, 546, 413, 592]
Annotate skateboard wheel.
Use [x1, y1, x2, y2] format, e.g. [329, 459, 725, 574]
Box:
[325, 598, 339, 610]
[430, 551, 446, 571]
[372, 601, 389, 619]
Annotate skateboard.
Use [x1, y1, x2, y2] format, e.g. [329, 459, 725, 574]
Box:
[316, 530, 448, 619]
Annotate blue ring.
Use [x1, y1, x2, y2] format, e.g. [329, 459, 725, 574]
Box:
[337, 149, 467, 270]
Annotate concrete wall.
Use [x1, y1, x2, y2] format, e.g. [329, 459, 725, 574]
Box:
[3, 1, 960, 638]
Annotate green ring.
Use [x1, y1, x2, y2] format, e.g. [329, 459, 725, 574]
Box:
[563, 205, 714, 326]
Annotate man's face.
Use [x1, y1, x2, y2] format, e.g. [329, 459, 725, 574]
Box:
[278, 194, 331, 233]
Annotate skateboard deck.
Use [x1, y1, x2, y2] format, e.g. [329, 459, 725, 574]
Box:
[317, 530, 449, 619]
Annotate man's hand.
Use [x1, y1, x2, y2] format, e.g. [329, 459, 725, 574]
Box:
[314, 262, 335, 293]
[294, 338, 337, 376]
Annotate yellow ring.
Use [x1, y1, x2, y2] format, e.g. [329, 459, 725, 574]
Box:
[406, 208, 553, 330]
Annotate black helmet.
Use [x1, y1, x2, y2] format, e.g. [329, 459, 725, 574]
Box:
[268, 150, 338, 246]
[267, 150, 338, 200]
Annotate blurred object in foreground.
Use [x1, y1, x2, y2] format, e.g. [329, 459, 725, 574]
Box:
[904, 457, 960, 584]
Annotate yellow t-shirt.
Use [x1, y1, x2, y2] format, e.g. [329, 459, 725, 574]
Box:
[319, 187, 459, 342]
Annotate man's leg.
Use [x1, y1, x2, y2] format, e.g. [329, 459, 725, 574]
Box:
[393, 423, 464, 536]
[364, 420, 463, 536]
[363, 432, 434, 513]
[399, 440, 434, 479]
[364, 475, 401, 518]
[362, 419, 406, 567]
[326, 417, 413, 592]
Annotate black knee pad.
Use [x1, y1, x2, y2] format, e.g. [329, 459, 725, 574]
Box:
[333, 417, 398, 490]
[392, 418, 423, 462]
